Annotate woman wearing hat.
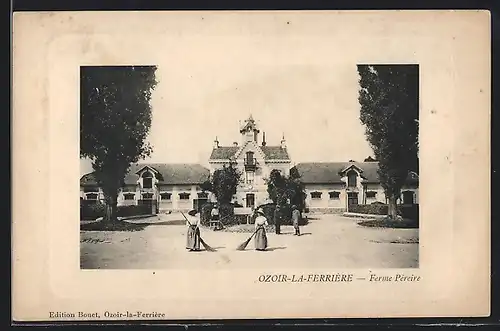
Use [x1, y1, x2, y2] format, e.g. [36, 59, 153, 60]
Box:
[253, 209, 269, 251]
[185, 209, 201, 251]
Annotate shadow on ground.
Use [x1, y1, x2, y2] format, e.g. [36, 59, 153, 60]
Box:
[80, 219, 186, 232]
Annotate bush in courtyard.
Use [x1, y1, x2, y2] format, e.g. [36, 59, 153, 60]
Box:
[116, 204, 150, 217]
[349, 203, 419, 222]
[349, 204, 388, 215]
[200, 203, 213, 226]
[81, 201, 152, 220]
[218, 203, 234, 220]
[81, 202, 106, 220]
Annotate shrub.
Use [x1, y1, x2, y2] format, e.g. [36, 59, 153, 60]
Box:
[80, 201, 152, 220]
[349, 204, 388, 215]
[200, 203, 213, 226]
[349, 204, 419, 221]
[218, 203, 234, 219]
[80, 202, 106, 220]
[117, 204, 150, 217]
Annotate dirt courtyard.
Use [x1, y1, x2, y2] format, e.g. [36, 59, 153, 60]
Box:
[80, 213, 419, 269]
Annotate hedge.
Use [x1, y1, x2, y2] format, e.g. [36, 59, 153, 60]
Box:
[80, 202, 151, 220]
[348, 204, 419, 221]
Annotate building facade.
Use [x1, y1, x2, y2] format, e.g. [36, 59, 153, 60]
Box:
[80, 116, 419, 214]
[80, 163, 210, 213]
[294, 161, 419, 213]
[208, 115, 291, 209]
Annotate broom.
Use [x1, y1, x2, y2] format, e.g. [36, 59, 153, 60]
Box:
[180, 211, 217, 252]
[236, 229, 259, 251]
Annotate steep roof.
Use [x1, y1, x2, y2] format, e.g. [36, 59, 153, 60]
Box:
[209, 145, 290, 161]
[294, 162, 418, 185]
[80, 163, 210, 186]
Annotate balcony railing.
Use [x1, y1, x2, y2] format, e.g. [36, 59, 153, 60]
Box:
[244, 158, 257, 171]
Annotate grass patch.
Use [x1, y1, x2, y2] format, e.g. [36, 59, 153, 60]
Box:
[358, 217, 418, 229]
[80, 220, 148, 232]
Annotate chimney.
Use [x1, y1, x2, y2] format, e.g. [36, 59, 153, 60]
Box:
[213, 136, 219, 149]
[262, 132, 267, 146]
[233, 142, 238, 147]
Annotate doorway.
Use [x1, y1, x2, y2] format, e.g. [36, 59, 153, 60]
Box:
[246, 194, 255, 208]
[347, 192, 359, 206]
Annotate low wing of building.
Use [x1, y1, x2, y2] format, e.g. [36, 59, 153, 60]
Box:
[80, 163, 210, 213]
[294, 161, 419, 213]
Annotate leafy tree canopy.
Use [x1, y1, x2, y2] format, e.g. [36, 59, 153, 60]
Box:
[80, 66, 158, 221]
[357, 64, 419, 217]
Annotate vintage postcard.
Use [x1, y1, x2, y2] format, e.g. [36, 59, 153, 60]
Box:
[12, 10, 490, 321]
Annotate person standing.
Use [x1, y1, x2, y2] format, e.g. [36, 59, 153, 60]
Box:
[210, 204, 220, 229]
[274, 205, 281, 235]
[291, 205, 301, 236]
[185, 209, 201, 251]
[254, 209, 269, 251]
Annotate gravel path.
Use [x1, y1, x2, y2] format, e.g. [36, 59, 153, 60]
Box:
[80, 213, 419, 269]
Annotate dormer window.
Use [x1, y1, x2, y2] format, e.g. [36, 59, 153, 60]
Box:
[142, 171, 154, 189]
[347, 170, 357, 187]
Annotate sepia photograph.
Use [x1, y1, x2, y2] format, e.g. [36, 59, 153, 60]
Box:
[79, 64, 420, 270]
[13, 10, 490, 321]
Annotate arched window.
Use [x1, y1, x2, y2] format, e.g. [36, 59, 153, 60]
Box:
[142, 171, 153, 189]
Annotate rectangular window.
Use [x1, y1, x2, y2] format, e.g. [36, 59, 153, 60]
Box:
[347, 171, 357, 187]
[142, 193, 154, 200]
[123, 193, 135, 200]
[348, 192, 358, 205]
[160, 192, 172, 200]
[86, 193, 99, 200]
[311, 192, 322, 199]
[246, 171, 255, 184]
[143, 178, 153, 189]
[329, 191, 340, 199]
[366, 191, 377, 198]
[179, 193, 190, 200]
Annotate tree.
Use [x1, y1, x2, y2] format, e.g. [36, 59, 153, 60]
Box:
[203, 160, 242, 209]
[266, 168, 306, 214]
[357, 65, 419, 219]
[80, 66, 158, 223]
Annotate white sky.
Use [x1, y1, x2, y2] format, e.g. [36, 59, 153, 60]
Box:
[80, 35, 374, 177]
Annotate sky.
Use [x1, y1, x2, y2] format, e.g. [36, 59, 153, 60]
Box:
[80, 35, 374, 177]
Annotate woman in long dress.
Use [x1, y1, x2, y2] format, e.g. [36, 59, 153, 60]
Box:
[254, 210, 269, 251]
[186, 209, 201, 251]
